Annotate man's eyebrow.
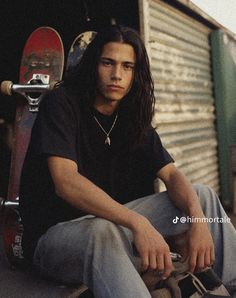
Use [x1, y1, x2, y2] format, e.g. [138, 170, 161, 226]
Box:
[100, 57, 114, 61]
[123, 61, 135, 65]
[100, 57, 135, 65]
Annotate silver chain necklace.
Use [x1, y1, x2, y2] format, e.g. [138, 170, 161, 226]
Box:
[93, 113, 118, 146]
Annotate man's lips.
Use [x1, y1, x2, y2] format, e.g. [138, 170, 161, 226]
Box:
[107, 84, 124, 90]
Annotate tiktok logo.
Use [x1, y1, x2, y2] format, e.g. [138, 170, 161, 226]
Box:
[173, 216, 179, 224]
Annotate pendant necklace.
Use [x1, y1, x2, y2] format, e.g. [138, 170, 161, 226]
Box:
[93, 113, 118, 146]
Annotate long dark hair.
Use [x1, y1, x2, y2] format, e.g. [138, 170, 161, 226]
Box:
[63, 25, 155, 145]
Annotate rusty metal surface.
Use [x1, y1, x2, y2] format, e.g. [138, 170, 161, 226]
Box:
[140, 0, 220, 193]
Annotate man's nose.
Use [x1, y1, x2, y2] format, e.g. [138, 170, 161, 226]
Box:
[111, 65, 122, 81]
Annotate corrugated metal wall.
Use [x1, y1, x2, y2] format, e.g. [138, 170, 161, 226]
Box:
[139, 0, 220, 192]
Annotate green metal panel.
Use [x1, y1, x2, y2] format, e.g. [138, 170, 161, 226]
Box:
[211, 30, 236, 206]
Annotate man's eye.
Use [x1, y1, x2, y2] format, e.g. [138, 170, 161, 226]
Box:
[101, 61, 112, 66]
[124, 64, 134, 70]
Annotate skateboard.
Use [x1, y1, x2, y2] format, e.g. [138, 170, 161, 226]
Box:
[0, 26, 64, 267]
[66, 31, 96, 70]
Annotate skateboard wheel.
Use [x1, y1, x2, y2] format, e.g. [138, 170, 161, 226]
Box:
[1, 80, 13, 96]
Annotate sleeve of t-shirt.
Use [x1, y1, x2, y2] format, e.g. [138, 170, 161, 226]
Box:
[151, 129, 174, 174]
[30, 87, 78, 163]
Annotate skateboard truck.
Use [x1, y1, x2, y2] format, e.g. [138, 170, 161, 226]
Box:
[1, 74, 56, 112]
[0, 196, 19, 211]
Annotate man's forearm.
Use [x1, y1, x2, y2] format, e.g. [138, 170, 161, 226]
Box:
[58, 170, 145, 229]
[158, 164, 205, 218]
[170, 175, 204, 217]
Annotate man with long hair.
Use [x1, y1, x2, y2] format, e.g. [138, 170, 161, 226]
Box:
[19, 25, 236, 297]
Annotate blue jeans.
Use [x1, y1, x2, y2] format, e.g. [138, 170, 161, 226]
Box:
[33, 185, 236, 298]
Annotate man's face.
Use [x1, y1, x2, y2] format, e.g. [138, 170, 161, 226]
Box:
[95, 42, 136, 107]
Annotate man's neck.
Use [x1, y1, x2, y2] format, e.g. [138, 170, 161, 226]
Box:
[93, 101, 119, 116]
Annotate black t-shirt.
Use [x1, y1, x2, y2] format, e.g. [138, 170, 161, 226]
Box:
[19, 87, 173, 260]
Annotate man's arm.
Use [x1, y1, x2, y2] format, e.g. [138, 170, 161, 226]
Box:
[48, 156, 173, 278]
[157, 163, 215, 272]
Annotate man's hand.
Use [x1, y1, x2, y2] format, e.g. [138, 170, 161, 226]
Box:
[188, 222, 215, 272]
[132, 217, 173, 279]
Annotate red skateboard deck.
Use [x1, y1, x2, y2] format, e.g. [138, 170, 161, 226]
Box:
[1, 27, 64, 267]
[66, 31, 96, 70]
[8, 27, 64, 202]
